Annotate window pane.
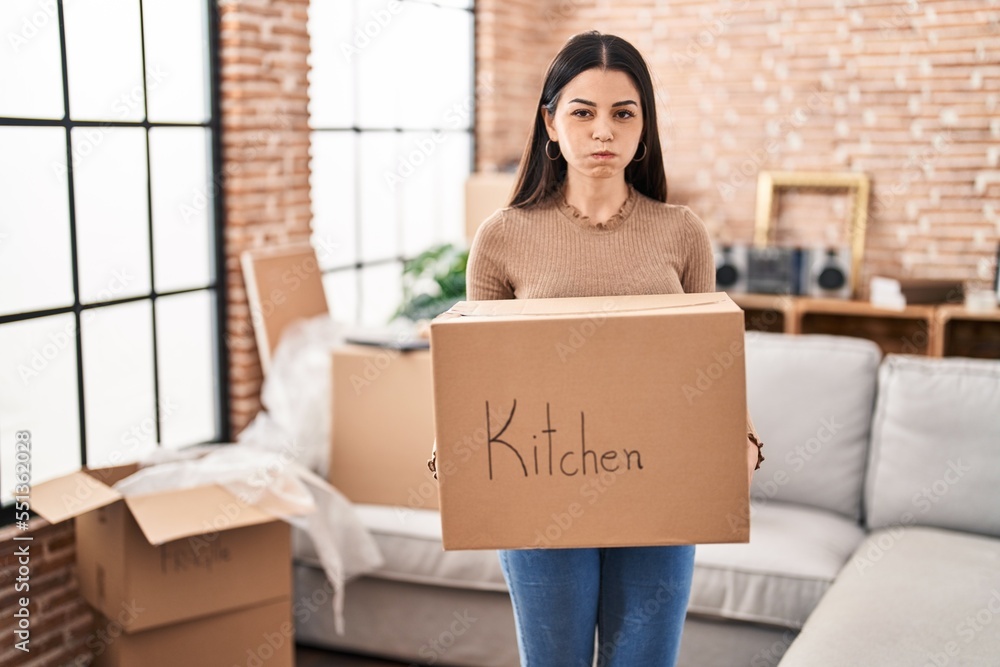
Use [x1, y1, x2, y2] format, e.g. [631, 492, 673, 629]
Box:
[398, 130, 470, 256]
[354, 0, 400, 129]
[398, 130, 438, 258]
[63, 0, 145, 121]
[434, 132, 471, 247]
[359, 262, 402, 327]
[308, 0, 355, 128]
[142, 0, 210, 123]
[358, 132, 399, 263]
[156, 291, 217, 448]
[396, 4, 472, 130]
[73, 127, 151, 304]
[149, 127, 212, 292]
[434, 8, 473, 131]
[0, 314, 82, 503]
[323, 270, 358, 326]
[310, 131, 357, 269]
[0, 1, 65, 119]
[82, 301, 156, 467]
[0, 126, 74, 315]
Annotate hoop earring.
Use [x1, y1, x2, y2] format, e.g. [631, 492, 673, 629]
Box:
[545, 140, 561, 161]
[632, 141, 647, 162]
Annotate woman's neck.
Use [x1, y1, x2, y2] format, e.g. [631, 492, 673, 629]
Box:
[562, 176, 630, 225]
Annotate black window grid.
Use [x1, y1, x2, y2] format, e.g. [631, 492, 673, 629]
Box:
[0, 0, 229, 522]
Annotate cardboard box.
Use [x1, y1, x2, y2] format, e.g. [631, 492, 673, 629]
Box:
[330, 344, 438, 510]
[430, 292, 750, 550]
[32, 464, 294, 631]
[465, 172, 516, 243]
[93, 597, 293, 667]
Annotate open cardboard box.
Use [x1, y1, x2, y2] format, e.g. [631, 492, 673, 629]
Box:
[32, 463, 296, 632]
[430, 292, 751, 550]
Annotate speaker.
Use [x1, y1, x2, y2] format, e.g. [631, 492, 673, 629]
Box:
[803, 246, 852, 299]
[746, 247, 806, 295]
[714, 245, 748, 293]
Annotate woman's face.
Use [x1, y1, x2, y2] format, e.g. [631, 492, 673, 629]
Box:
[543, 68, 644, 182]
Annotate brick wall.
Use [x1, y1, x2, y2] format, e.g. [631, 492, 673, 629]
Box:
[475, 0, 551, 172]
[221, 0, 314, 435]
[475, 0, 1000, 293]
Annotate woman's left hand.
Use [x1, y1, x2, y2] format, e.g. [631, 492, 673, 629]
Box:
[747, 436, 758, 489]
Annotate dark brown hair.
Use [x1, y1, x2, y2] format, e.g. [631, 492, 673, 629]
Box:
[509, 31, 667, 208]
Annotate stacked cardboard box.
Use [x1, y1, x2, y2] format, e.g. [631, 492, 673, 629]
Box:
[33, 464, 295, 666]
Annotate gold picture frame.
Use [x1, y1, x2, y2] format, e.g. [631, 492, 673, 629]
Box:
[753, 170, 871, 297]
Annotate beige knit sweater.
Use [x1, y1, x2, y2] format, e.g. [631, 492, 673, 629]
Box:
[465, 184, 764, 469]
[466, 185, 714, 300]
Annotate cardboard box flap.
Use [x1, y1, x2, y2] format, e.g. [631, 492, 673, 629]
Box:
[124, 485, 280, 545]
[31, 471, 122, 524]
[442, 292, 734, 320]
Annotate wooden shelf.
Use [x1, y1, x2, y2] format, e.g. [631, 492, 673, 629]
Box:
[730, 294, 1000, 359]
[729, 293, 796, 334]
[933, 305, 1000, 359]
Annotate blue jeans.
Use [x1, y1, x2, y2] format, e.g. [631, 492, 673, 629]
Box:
[498, 546, 695, 667]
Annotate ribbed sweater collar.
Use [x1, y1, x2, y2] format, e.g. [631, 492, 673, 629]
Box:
[554, 184, 639, 232]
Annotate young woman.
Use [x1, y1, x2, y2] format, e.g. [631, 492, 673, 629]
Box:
[463, 31, 765, 666]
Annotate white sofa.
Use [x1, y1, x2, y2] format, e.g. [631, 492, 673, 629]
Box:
[293, 332, 1000, 666]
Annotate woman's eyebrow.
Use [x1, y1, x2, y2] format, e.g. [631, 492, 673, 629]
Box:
[567, 98, 638, 107]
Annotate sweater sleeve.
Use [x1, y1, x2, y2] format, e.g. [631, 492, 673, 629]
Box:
[466, 209, 514, 301]
[681, 208, 716, 294]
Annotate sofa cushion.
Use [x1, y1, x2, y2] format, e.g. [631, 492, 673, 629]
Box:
[746, 333, 881, 519]
[865, 354, 1000, 538]
[293, 504, 508, 592]
[778, 526, 1000, 666]
[689, 500, 865, 629]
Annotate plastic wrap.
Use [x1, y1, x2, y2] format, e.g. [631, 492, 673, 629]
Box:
[252, 314, 347, 476]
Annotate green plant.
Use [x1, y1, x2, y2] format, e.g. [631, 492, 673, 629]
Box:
[393, 243, 469, 322]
